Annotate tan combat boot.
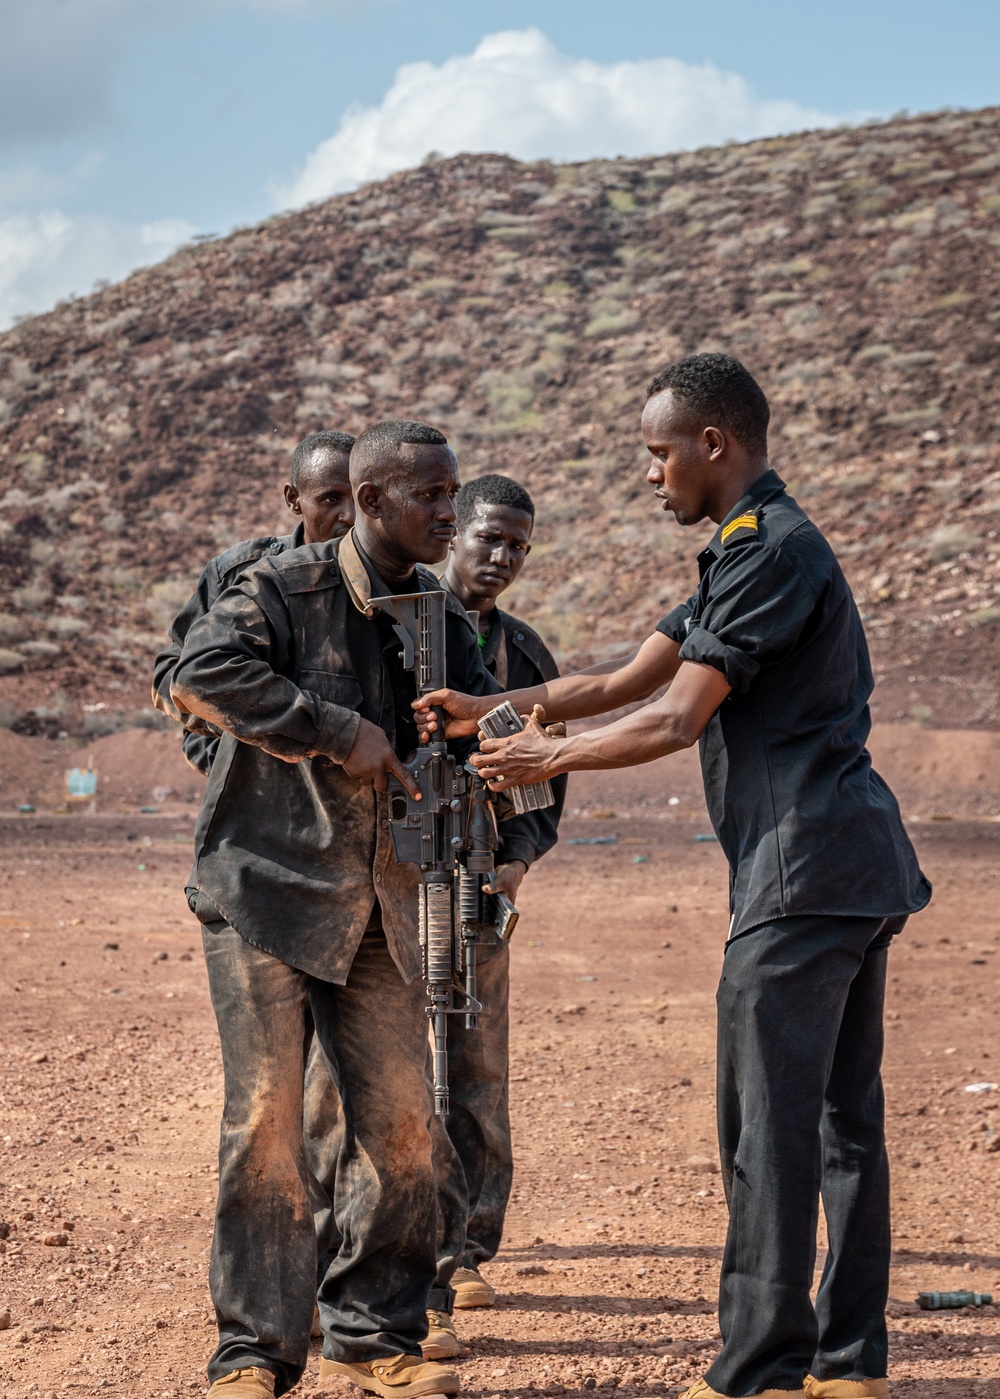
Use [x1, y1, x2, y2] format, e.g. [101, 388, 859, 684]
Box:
[806, 1378, 888, 1399]
[451, 1266, 496, 1309]
[421, 1309, 460, 1360]
[679, 1381, 807, 1399]
[318, 1353, 460, 1398]
[207, 1368, 276, 1397]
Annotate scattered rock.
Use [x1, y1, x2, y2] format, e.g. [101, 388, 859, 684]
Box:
[42, 1232, 69, 1247]
[0, 1310, 10, 1331]
[686, 1156, 718, 1174]
[516, 1264, 549, 1277]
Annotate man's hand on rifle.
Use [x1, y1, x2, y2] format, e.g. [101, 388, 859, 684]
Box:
[484, 859, 527, 905]
[342, 717, 422, 797]
[471, 706, 566, 790]
[413, 688, 490, 741]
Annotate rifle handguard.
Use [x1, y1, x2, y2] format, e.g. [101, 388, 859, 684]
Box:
[478, 701, 556, 814]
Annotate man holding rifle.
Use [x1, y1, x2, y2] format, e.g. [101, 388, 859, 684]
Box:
[170, 419, 544, 1399]
[416, 355, 931, 1399]
[438, 473, 564, 1311]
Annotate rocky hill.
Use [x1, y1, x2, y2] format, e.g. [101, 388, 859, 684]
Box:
[0, 105, 998, 738]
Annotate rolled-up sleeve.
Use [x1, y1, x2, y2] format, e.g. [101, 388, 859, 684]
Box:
[677, 543, 820, 694]
[655, 593, 697, 645]
[171, 562, 361, 764]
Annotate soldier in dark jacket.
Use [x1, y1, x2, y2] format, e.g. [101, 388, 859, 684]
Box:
[167, 421, 547, 1399]
[436, 474, 564, 1310]
[153, 430, 356, 775]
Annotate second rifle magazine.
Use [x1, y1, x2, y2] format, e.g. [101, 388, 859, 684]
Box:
[478, 701, 556, 814]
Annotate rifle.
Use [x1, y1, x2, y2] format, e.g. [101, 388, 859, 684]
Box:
[372, 589, 551, 1116]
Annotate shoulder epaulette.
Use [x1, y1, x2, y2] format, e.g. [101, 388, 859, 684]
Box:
[216, 535, 284, 583]
[720, 512, 760, 548]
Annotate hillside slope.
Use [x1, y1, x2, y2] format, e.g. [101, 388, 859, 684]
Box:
[0, 105, 998, 733]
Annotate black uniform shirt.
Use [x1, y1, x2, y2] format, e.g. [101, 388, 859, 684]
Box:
[656, 469, 931, 937]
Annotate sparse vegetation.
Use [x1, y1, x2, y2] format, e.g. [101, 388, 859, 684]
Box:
[0, 106, 998, 724]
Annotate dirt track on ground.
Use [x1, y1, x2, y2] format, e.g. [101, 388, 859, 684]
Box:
[0, 754, 999, 1399]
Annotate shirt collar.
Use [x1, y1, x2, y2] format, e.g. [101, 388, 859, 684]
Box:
[703, 468, 786, 559]
[338, 529, 376, 616]
[339, 528, 423, 617]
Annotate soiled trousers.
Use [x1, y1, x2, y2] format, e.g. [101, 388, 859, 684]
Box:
[202, 924, 444, 1396]
[706, 915, 895, 1398]
[440, 939, 514, 1270]
[304, 939, 513, 1280]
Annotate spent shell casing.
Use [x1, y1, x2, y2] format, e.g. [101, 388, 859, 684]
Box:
[916, 1290, 992, 1310]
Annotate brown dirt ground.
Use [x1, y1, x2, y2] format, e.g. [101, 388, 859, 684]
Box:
[0, 733, 998, 1399]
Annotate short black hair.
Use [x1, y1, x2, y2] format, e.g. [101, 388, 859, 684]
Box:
[646, 354, 770, 457]
[290, 430, 356, 487]
[350, 418, 451, 487]
[455, 474, 535, 531]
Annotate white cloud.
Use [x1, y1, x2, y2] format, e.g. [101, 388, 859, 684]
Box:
[0, 209, 196, 329]
[279, 28, 841, 207]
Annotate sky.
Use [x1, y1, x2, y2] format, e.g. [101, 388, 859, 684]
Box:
[0, 0, 998, 329]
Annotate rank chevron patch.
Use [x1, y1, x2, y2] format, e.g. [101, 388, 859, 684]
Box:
[720, 512, 759, 547]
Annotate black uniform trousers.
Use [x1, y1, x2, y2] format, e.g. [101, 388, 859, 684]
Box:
[706, 914, 895, 1397]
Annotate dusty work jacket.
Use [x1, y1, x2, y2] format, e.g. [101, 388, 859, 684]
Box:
[169, 530, 544, 984]
[152, 524, 306, 774]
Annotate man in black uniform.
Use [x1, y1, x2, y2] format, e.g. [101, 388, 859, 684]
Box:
[153, 429, 356, 774]
[415, 357, 931, 1399]
[167, 420, 545, 1399]
[437, 474, 565, 1311]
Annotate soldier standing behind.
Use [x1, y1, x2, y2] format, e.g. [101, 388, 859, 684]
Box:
[437, 474, 564, 1311]
[152, 428, 356, 1340]
[153, 429, 356, 774]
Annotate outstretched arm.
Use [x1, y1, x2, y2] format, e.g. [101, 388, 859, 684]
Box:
[469, 661, 730, 788]
[415, 630, 683, 738]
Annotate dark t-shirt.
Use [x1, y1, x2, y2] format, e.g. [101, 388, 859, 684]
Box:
[657, 469, 930, 937]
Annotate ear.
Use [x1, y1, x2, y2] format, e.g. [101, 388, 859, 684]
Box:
[704, 426, 726, 461]
[523, 542, 532, 557]
[355, 481, 382, 520]
[283, 482, 301, 515]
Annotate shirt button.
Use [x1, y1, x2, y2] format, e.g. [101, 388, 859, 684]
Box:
[375, 874, 382, 883]
[515, 632, 524, 641]
[269, 539, 281, 551]
[329, 565, 337, 575]
[381, 819, 389, 829]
